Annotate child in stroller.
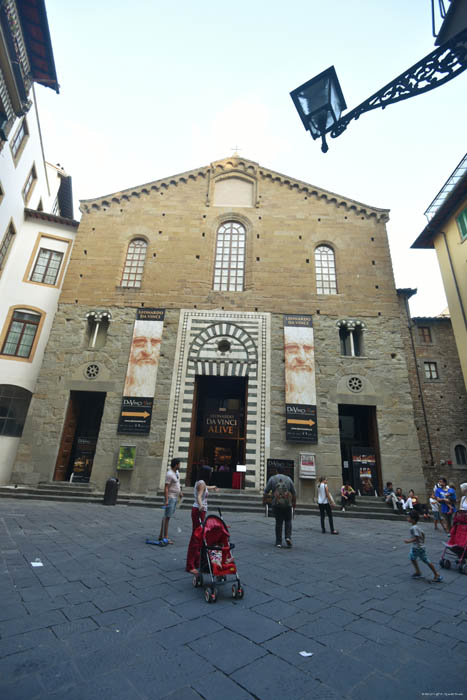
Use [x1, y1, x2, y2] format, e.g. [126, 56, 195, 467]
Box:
[439, 510, 467, 574]
[191, 512, 244, 603]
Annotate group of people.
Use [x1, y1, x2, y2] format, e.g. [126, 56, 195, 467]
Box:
[383, 478, 467, 534]
[158, 459, 467, 582]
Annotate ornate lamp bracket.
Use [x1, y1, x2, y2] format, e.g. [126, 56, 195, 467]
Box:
[329, 27, 467, 142]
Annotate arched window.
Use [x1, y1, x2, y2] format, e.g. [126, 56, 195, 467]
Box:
[213, 221, 245, 292]
[455, 444, 467, 465]
[315, 245, 337, 294]
[0, 385, 32, 437]
[1, 309, 41, 358]
[121, 239, 147, 288]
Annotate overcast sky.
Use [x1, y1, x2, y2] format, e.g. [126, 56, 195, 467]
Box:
[36, 0, 466, 316]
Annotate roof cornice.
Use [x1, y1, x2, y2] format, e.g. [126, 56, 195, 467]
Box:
[79, 157, 390, 222]
[24, 208, 79, 228]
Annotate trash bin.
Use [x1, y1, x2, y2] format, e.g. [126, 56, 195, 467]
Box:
[103, 477, 119, 505]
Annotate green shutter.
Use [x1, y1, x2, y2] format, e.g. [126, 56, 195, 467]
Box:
[456, 208, 467, 241]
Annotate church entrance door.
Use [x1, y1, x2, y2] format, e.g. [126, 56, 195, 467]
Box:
[53, 391, 106, 482]
[187, 376, 247, 488]
[338, 404, 382, 495]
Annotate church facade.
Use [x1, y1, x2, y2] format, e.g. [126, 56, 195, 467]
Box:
[12, 156, 427, 500]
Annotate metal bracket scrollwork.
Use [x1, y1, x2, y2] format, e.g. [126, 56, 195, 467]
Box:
[329, 27, 467, 141]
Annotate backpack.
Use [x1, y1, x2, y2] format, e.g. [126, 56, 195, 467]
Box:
[273, 477, 293, 508]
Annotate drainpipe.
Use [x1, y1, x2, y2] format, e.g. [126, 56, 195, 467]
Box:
[403, 295, 434, 466]
[441, 231, 467, 328]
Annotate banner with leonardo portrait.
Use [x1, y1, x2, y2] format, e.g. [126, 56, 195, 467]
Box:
[117, 308, 165, 434]
[283, 314, 317, 443]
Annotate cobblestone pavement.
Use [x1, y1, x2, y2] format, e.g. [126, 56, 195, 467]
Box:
[0, 499, 465, 700]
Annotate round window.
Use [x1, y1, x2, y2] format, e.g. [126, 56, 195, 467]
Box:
[217, 339, 231, 353]
[85, 363, 100, 380]
[348, 376, 363, 393]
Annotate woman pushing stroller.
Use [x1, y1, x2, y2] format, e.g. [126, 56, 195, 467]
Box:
[186, 466, 218, 575]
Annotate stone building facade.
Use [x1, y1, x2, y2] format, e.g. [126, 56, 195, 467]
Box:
[13, 156, 426, 500]
[398, 290, 467, 492]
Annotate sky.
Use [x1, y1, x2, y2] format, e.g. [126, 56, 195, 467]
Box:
[35, 0, 467, 317]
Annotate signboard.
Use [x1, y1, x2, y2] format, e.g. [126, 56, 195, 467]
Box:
[299, 453, 316, 479]
[267, 458, 295, 482]
[286, 404, 317, 443]
[203, 410, 241, 438]
[72, 437, 96, 481]
[352, 447, 378, 495]
[118, 397, 153, 435]
[118, 308, 165, 435]
[284, 315, 318, 443]
[117, 445, 136, 471]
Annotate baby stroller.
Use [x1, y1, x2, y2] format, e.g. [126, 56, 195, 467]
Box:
[192, 512, 244, 603]
[439, 510, 467, 574]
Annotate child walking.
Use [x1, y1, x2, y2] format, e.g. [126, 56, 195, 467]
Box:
[404, 512, 442, 582]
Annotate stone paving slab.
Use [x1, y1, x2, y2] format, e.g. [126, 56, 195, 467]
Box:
[0, 498, 465, 699]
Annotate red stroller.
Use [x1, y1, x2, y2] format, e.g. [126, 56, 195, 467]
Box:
[192, 512, 244, 603]
[439, 510, 467, 574]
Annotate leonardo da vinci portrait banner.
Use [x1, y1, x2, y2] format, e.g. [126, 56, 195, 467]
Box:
[117, 308, 165, 435]
[283, 314, 317, 443]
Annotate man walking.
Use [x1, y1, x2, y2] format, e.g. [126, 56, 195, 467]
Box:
[263, 466, 296, 548]
[159, 458, 182, 545]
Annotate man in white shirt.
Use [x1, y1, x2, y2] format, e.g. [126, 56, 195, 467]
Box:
[159, 458, 182, 544]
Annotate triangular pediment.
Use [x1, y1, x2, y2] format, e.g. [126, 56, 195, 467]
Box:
[80, 155, 389, 221]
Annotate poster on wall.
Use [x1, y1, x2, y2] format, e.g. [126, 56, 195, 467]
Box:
[284, 315, 317, 443]
[266, 458, 295, 482]
[299, 453, 316, 479]
[117, 308, 165, 435]
[352, 447, 378, 495]
[117, 445, 136, 470]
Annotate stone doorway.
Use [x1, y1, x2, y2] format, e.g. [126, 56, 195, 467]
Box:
[338, 404, 382, 495]
[53, 391, 106, 482]
[187, 375, 247, 488]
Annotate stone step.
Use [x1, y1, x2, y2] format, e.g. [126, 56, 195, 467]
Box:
[0, 485, 408, 521]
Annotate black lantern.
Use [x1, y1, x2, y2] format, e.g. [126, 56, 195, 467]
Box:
[290, 66, 346, 152]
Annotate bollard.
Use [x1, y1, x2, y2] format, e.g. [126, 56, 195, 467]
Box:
[103, 477, 119, 505]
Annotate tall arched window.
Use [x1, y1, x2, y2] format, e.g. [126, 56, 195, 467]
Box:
[213, 221, 245, 291]
[121, 238, 147, 288]
[315, 245, 337, 294]
[455, 444, 467, 465]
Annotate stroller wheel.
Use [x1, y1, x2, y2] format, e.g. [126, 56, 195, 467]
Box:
[460, 564, 467, 575]
[444, 559, 451, 569]
[439, 559, 445, 568]
[192, 575, 202, 588]
[204, 587, 217, 603]
[231, 583, 238, 598]
[236, 586, 244, 599]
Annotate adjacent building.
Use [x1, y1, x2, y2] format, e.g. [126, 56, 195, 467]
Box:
[0, 0, 78, 484]
[398, 290, 467, 491]
[411, 154, 467, 389]
[13, 156, 427, 501]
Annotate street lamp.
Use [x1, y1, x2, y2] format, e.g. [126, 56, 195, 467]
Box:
[291, 24, 467, 153]
[290, 67, 346, 153]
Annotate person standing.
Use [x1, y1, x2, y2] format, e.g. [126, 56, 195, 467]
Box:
[460, 483, 467, 511]
[186, 467, 218, 574]
[435, 477, 454, 532]
[159, 458, 182, 545]
[263, 466, 296, 548]
[317, 476, 338, 534]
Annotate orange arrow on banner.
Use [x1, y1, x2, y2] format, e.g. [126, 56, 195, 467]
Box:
[122, 411, 150, 419]
[287, 418, 315, 427]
